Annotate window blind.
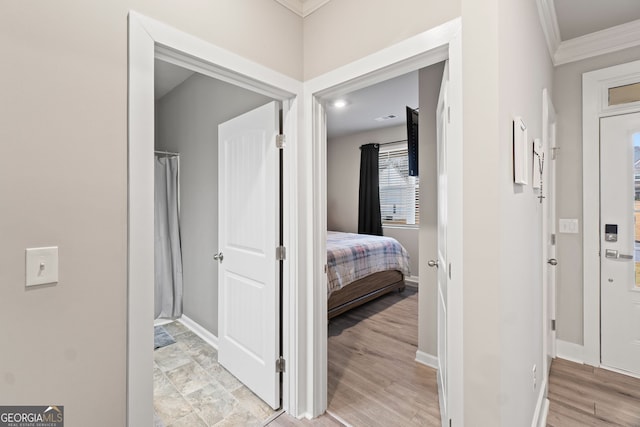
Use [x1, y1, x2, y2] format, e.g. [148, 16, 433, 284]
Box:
[378, 145, 419, 225]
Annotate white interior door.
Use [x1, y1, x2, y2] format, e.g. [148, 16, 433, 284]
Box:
[542, 90, 557, 374]
[600, 112, 640, 376]
[435, 62, 450, 419]
[218, 101, 281, 409]
[546, 126, 557, 366]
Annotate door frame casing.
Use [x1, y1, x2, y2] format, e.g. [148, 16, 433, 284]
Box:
[128, 11, 302, 426]
[583, 59, 640, 367]
[303, 17, 464, 425]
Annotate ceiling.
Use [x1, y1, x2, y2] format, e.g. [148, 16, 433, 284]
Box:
[325, 71, 419, 139]
[324, 1, 640, 138]
[154, 60, 194, 100]
[554, 0, 640, 40]
[538, 0, 640, 65]
[156, 2, 640, 136]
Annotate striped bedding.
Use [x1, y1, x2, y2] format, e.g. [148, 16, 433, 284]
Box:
[326, 231, 411, 297]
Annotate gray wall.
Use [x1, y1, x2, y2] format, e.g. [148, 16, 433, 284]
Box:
[553, 45, 640, 345]
[303, 0, 460, 79]
[326, 125, 420, 276]
[0, 2, 300, 424]
[497, 0, 553, 422]
[156, 73, 271, 336]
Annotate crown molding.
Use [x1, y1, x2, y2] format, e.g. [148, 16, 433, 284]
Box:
[536, 0, 561, 61]
[537, 0, 640, 66]
[275, 0, 331, 17]
[302, 0, 331, 17]
[275, 0, 303, 16]
[554, 19, 640, 66]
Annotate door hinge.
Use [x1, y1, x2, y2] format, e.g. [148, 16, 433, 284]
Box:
[276, 134, 286, 149]
[551, 319, 556, 331]
[324, 264, 327, 274]
[276, 246, 286, 261]
[448, 263, 452, 280]
[551, 233, 556, 245]
[449, 419, 452, 427]
[276, 356, 286, 373]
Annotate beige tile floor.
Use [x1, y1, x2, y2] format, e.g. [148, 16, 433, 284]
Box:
[154, 321, 277, 427]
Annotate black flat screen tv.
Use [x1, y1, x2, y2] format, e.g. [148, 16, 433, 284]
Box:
[406, 106, 419, 176]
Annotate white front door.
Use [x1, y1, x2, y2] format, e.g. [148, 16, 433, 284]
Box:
[600, 112, 640, 376]
[217, 101, 281, 409]
[436, 62, 450, 419]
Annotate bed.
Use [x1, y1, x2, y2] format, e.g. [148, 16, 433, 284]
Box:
[326, 231, 411, 319]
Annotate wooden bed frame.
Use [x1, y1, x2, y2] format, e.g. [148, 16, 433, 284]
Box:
[327, 270, 405, 319]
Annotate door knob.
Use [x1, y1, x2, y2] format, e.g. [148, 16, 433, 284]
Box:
[427, 260, 439, 268]
[547, 258, 557, 266]
[213, 252, 224, 262]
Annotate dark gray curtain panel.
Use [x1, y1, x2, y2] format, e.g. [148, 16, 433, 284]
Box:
[358, 143, 383, 236]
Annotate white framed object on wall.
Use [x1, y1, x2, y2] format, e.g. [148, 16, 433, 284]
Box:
[513, 116, 528, 185]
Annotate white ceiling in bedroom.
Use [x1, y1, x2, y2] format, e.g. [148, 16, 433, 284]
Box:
[325, 71, 419, 140]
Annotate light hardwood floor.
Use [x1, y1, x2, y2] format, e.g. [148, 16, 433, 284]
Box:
[267, 287, 439, 426]
[547, 358, 640, 426]
[327, 287, 440, 426]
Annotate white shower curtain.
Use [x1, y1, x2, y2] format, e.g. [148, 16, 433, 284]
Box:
[154, 155, 183, 319]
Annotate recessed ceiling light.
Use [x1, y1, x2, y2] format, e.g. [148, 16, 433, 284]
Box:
[333, 99, 347, 108]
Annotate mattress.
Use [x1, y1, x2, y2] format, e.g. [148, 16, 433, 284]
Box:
[326, 231, 411, 297]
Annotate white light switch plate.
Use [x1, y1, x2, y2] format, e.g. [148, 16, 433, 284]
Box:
[25, 247, 58, 286]
[559, 218, 579, 234]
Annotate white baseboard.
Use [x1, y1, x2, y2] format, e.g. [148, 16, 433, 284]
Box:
[326, 410, 354, 427]
[437, 369, 447, 427]
[415, 350, 438, 369]
[179, 315, 219, 350]
[540, 399, 550, 427]
[599, 364, 640, 380]
[556, 339, 584, 364]
[153, 318, 173, 326]
[262, 409, 285, 425]
[405, 275, 419, 287]
[531, 378, 549, 427]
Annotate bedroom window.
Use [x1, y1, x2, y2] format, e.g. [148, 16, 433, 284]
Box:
[379, 144, 419, 226]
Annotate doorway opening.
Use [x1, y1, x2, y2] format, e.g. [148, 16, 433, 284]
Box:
[152, 59, 283, 425]
[305, 17, 463, 427]
[323, 63, 445, 425]
[128, 12, 301, 427]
